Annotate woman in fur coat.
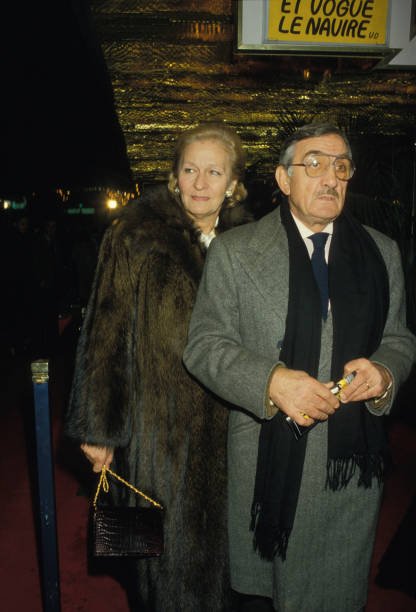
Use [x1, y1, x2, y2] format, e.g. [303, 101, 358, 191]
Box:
[65, 122, 251, 611]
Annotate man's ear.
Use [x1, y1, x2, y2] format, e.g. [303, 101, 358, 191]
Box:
[275, 165, 291, 196]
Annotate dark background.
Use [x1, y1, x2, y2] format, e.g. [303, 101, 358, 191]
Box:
[1, 1, 132, 198]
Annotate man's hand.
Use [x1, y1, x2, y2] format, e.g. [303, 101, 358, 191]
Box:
[338, 358, 392, 404]
[80, 444, 114, 473]
[269, 367, 340, 425]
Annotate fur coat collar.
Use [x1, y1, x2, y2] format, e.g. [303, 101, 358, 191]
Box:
[113, 183, 252, 283]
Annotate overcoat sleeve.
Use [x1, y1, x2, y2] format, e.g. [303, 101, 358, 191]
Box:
[367, 234, 416, 414]
[183, 236, 278, 419]
[65, 223, 139, 448]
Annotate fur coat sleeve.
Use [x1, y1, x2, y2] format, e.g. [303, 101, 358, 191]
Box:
[65, 219, 141, 447]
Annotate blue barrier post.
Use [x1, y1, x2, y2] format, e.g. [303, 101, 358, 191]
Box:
[31, 359, 61, 611]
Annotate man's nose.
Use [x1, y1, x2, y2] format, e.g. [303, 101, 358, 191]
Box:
[322, 163, 338, 187]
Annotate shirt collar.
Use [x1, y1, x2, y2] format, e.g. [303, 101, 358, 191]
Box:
[290, 212, 333, 239]
[199, 216, 219, 248]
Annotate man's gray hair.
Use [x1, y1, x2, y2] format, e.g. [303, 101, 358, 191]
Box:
[279, 122, 353, 168]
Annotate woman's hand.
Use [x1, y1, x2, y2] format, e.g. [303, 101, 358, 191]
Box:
[80, 443, 114, 473]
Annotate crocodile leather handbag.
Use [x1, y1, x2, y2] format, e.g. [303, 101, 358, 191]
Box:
[92, 466, 164, 558]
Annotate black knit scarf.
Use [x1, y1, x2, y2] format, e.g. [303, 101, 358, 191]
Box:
[250, 200, 390, 561]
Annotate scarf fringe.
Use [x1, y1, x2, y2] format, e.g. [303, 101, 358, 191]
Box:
[250, 453, 385, 561]
[250, 503, 291, 561]
[326, 453, 385, 491]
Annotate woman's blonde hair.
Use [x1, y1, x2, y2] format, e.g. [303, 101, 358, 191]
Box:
[168, 121, 247, 208]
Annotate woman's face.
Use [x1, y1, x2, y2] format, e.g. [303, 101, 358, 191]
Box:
[177, 138, 236, 231]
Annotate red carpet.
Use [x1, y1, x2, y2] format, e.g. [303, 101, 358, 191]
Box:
[1, 343, 416, 611]
[0, 351, 130, 612]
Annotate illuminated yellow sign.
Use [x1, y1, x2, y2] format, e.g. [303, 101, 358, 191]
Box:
[268, 0, 389, 46]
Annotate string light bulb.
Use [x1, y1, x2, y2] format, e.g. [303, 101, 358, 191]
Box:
[106, 198, 118, 210]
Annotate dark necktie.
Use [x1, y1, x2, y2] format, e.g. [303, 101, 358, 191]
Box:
[309, 232, 329, 320]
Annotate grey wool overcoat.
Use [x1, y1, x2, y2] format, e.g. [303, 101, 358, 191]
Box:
[183, 205, 416, 612]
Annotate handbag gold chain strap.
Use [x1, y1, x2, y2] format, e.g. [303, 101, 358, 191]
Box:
[93, 466, 163, 510]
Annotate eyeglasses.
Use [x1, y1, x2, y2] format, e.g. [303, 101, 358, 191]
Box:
[288, 153, 355, 181]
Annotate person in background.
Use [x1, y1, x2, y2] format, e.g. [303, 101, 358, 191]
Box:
[70, 222, 99, 308]
[4, 214, 33, 356]
[65, 122, 251, 611]
[183, 122, 416, 612]
[31, 216, 64, 356]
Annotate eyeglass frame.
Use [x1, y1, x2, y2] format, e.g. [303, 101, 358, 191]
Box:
[287, 152, 356, 181]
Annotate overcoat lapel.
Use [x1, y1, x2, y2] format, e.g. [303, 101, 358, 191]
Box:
[233, 207, 289, 345]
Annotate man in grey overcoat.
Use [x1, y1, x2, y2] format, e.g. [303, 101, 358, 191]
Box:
[183, 123, 416, 612]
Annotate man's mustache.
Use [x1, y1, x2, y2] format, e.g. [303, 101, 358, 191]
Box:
[316, 188, 338, 198]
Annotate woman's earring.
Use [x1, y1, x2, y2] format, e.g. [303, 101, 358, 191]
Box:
[174, 186, 180, 194]
[225, 189, 233, 198]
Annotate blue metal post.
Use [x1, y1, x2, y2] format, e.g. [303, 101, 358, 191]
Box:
[31, 359, 61, 611]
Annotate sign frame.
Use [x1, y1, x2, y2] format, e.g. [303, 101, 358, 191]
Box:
[235, 0, 416, 67]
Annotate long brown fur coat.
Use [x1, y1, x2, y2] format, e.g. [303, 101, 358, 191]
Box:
[65, 184, 252, 611]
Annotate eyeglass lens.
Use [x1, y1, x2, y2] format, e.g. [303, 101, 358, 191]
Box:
[304, 154, 354, 180]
